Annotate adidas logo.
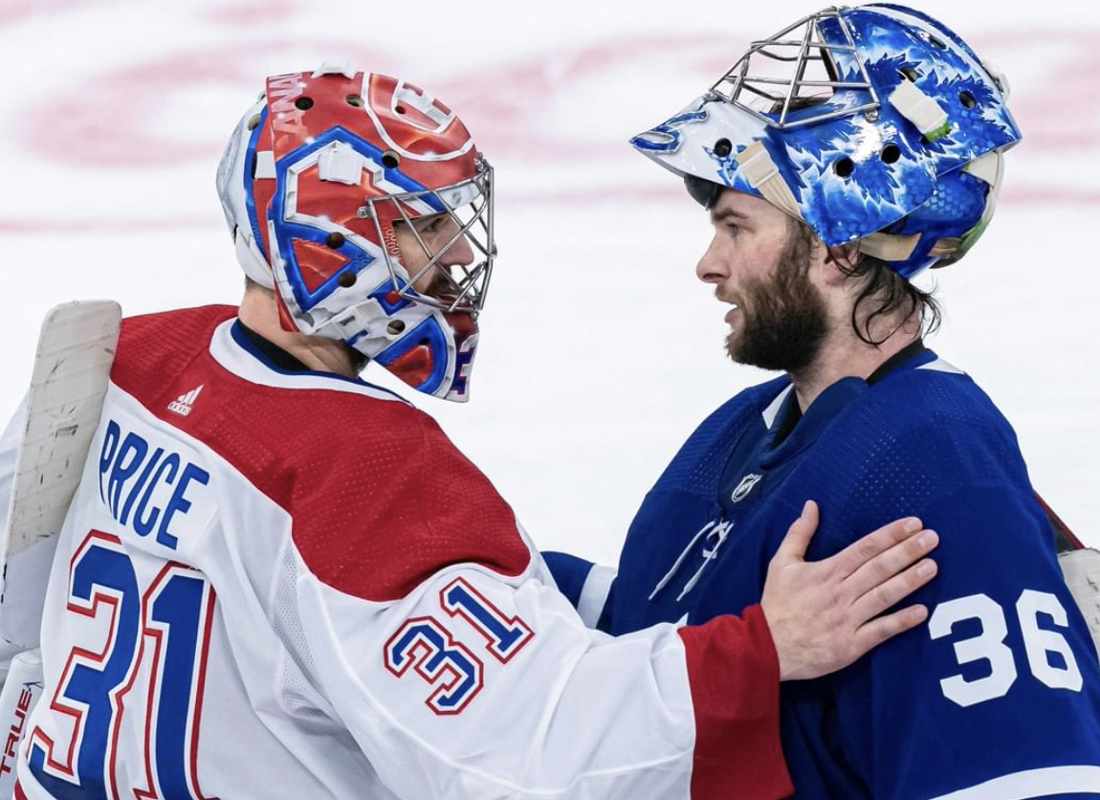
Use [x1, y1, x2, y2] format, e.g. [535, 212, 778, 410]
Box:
[168, 385, 204, 417]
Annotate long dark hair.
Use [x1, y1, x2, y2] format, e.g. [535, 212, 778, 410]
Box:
[820, 230, 942, 346]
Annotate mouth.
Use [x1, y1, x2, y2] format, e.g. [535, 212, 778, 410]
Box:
[420, 271, 462, 306]
[723, 302, 741, 326]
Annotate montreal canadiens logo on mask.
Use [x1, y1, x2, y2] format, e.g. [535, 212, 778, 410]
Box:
[366, 75, 474, 160]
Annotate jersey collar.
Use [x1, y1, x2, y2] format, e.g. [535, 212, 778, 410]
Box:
[759, 340, 937, 469]
[207, 319, 410, 404]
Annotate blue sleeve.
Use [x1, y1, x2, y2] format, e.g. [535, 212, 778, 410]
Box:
[542, 552, 616, 632]
[832, 482, 1100, 800]
[542, 551, 594, 609]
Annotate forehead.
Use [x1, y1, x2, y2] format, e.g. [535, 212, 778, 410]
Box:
[711, 189, 787, 225]
[395, 211, 449, 228]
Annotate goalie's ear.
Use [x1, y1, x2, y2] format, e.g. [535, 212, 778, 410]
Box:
[814, 240, 862, 287]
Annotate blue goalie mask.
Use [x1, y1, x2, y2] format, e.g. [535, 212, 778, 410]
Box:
[631, 4, 1022, 278]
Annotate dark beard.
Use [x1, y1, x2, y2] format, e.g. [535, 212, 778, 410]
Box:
[726, 225, 829, 374]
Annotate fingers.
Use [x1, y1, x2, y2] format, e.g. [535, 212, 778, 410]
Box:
[853, 604, 930, 657]
[843, 529, 939, 602]
[829, 516, 925, 579]
[764, 510, 941, 681]
[773, 500, 819, 563]
[850, 556, 938, 622]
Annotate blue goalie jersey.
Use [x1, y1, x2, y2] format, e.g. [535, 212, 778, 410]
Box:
[547, 346, 1100, 799]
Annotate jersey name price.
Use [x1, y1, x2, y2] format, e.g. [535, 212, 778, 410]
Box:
[98, 419, 211, 551]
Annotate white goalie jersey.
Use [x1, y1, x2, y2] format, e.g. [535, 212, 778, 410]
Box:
[6, 305, 791, 800]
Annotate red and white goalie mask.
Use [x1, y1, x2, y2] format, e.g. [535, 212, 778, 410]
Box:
[216, 65, 495, 402]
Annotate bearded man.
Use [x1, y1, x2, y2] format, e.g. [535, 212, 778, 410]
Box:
[546, 6, 1100, 799]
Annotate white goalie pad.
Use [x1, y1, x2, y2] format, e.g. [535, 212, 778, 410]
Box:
[0, 301, 121, 650]
[1060, 548, 1100, 666]
[0, 648, 42, 799]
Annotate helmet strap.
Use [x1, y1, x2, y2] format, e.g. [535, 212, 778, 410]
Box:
[888, 79, 950, 142]
[735, 142, 803, 221]
[857, 232, 921, 262]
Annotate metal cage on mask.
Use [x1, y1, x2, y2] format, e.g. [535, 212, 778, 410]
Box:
[364, 156, 495, 318]
[710, 8, 881, 130]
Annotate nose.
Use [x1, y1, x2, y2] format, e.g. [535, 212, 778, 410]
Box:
[695, 234, 728, 285]
[438, 220, 475, 267]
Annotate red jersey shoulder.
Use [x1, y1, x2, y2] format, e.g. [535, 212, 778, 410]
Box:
[109, 306, 530, 603]
[288, 405, 532, 603]
[113, 305, 237, 401]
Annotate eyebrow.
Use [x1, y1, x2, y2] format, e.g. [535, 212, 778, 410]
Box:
[710, 207, 748, 224]
[412, 212, 446, 229]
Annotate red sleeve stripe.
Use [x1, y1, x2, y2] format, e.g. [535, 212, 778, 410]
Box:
[677, 605, 792, 800]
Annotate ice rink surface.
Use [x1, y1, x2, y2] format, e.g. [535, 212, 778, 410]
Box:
[1, 0, 1097, 559]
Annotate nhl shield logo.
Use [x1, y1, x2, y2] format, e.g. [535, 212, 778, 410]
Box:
[730, 473, 763, 504]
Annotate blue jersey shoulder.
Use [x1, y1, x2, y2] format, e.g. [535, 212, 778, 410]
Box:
[803, 355, 1035, 551]
[858, 356, 1022, 468]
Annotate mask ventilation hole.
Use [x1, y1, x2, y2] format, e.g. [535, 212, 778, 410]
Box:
[387, 320, 406, 335]
[338, 272, 357, 288]
[247, 114, 261, 131]
[326, 232, 345, 249]
[899, 67, 919, 82]
[295, 97, 314, 111]
[881, 144, 901, 164]
[959, 91, 976, 108]
[381, 151, 401, 169]
[395, 105, 407, 115]
[714, 138, 733, 157]
[346, 94, 364, 108]
[928, 35, 947, 49]
[834, 157, 855, 178]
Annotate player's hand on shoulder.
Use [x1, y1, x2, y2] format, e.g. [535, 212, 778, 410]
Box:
[761, 500, 939, 681]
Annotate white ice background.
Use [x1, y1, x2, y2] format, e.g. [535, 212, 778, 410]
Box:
[1, 0, 1097, 560]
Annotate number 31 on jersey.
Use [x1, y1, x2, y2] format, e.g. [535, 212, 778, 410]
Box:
[28, 532, 216, 800]
[384, 577, 534, 715]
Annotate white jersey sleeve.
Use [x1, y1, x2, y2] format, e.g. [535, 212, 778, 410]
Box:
[297, 558, 776, 799]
